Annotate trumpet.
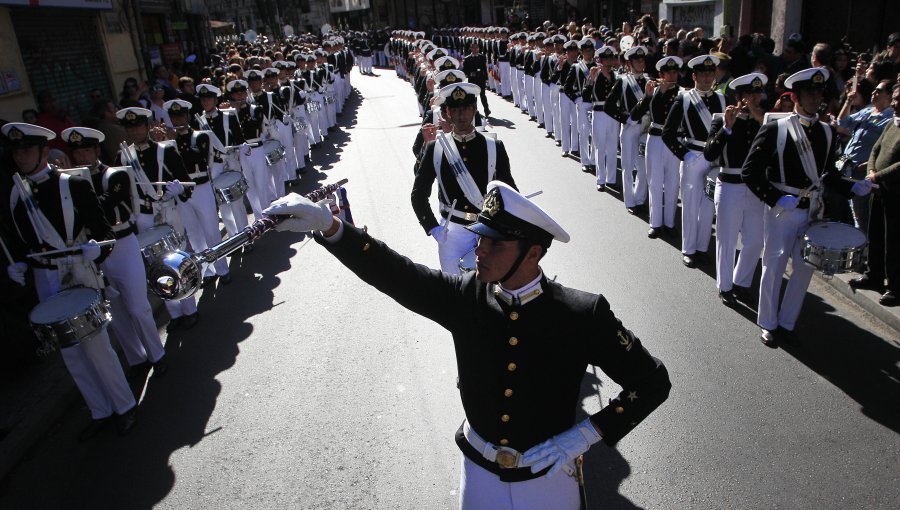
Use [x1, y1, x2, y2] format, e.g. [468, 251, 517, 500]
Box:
[148, 179, 349, 301]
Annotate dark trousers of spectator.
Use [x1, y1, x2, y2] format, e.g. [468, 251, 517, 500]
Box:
[476, 83, 490, 115]
[864, 191, 900, 293]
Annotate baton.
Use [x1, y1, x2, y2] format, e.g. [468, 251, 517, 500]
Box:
[150, 181, 198, 187]
[27, 240, 116, 259]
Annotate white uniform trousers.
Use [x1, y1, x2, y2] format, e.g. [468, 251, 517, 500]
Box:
[178, 182, 228, 277]
[33, 268, 136, 420]
[438, 220, 478, 275]
[308, 95, 325, 144]
[209, 160, 250, 237]
[510, 68, 521, 107]
[277, 119, 300, 178]
[101, 232, 165, 366]
[523, 74, 535, 117]
[517, 70, 528, 113]
[532, 75, 543, 123]
[499, 62, 511, 96]
[240, 145, 276, 220]
[134, 212, 198, 320]
[333, 76, 345, 113]
[645, 134, 681, 228]
[714, 181, 765, 293]
[679, 152, 716, 255]
[575, 99, 594, 166]
[758, 206, 814, 331]
[541, 82, 553, 134]
[459, 456, 579, 510]
[559, 95, 577, 153]
[592, 111, 619, 184]
[324, 91, 338, 127]
[291, 107, 313, 160]
[620, 121, 648, 207]
[549, 84, 561, 139]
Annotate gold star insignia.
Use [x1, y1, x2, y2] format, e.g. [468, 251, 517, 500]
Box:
[627, 391, 638, 402]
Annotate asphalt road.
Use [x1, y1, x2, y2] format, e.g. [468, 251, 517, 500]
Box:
[1, 68, 898, 510]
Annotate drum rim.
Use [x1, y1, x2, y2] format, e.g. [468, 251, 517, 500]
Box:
[29, 287, 103, 324]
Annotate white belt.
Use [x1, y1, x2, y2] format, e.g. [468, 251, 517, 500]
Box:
[650, 122, 664, 130]
[719, 167, 742, 175]
[592, 101, 605, 107]
[440, 205, 478, 222]
[111, 221, 133, 232]
[245, 137, 263, 144]
[188, 171, 207, 180]
[463, 420, 526, 469]
[773, 182, 806, 195]
[684, 137, 706, 146]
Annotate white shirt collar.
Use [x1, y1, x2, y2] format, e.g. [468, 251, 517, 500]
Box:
[452, 131, 477, 143]
[26, 165, 53, 184]
[494, 270, 544, 306]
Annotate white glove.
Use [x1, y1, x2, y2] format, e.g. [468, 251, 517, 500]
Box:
[7, 262, 27, 286]
[263, 193, 335, 233]
[776, 194, 800, 210]
[429, 225, 448, 243]
[851, 180, 874, 196]
[521, 419, 602, 477]
[241, 142, 252, 157]
[81, 239, 101, 262]
[165, 180, 185, 196]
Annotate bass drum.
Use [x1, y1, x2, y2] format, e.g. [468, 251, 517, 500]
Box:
[458, 248, 476, 273]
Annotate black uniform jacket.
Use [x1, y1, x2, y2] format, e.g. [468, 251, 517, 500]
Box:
[590, 70, 616, 111]
[411, 132, 515, 233]
[631, 85, 679, 134]
[704, 115, 761, 184]
[128, 141, 193, 209]
[314, 223, 672, 482]
[742, 117, 852, 207]
[176, 130, 212, 184]
[463, 53, 488, 86]
[412, 109, 485, 158]
[9, 169, 113, 267]
[662, 90, 726, 160]
[564, 61, 595, 102]
[605, 74, 647, 122]
[90, 164, 134, 234]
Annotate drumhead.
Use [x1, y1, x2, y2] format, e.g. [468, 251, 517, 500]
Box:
[805, 222, 867, 248]
[137, 225, 175, 246]
[30, 287, 100, 324]
[213, 171, 243, 188]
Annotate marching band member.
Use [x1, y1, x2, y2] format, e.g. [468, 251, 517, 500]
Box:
[463, 39, 491, 117]
[3, 123, 137, 440]
[166, 99, 232, 286]
[251, 68, 292, 198]
[566, 39, 596, 172]
[555, 41, 580, 156]
[62, 126, 168, 373]
[302, 54, 326, 146]
[589, 45, 620, 188]
[412, 83, 517, 274]
[496, 28, 512, 98]
[703, 73, 768, 307]
[196, 83, 251, 239]
[633, 56, 683, 238]
[282, 63, 313, 177]
[117, 107, 199, 330]
[264, 181, 671, 510]
[536, 37, 557, 136]
[662, 55, 727, 268]
[605, 45, 650, 210]
[229, 78, 277, 218]
[742, 67, 873, 346]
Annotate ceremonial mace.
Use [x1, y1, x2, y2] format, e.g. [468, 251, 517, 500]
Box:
[149, 178, 348, 301]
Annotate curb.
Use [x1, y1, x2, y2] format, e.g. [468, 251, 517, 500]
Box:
[815, 272, 900, 335]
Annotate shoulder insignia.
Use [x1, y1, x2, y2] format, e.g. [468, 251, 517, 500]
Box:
[617, 330, 633, 351]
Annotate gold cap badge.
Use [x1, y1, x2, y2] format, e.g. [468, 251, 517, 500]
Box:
[452, 87, 467, 101]
[70, 131, 83, 142]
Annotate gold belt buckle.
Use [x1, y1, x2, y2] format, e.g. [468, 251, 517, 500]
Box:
[495, 448, 519, 469]
[464, 212, 477, 221]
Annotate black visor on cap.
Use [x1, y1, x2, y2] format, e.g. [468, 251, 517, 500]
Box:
[465, 189, 554, 247]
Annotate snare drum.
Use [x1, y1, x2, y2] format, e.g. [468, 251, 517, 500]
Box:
[306, 101, 321, 113]
[458, 248, 476, 273]
[801, 221, 868, 275]
[137, 224, 186, 267]
[212, 171, 249, 204]
[263, 140, 286, 166]
[30, 287, 111, 355]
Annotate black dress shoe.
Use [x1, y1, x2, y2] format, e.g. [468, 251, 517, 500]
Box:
[647, 227, 661, 239]
[570, 150, 580, 158]
[778, 327, 799, 345]
[626, 207, 637, 215]
[607, 181, 622, 191]
[596, 184, 606, 192]
[181, 312, 200, 330]
[128, 361, 152, 379]
[219, 273, 232, 285]
[152, 356, 169, 377]
[694, 251, 709, 265]
[166, 317, 182, 333]
[582, 165, 592, 173]
[682, 254, 696, 268]
[879, 290, 898, 306]
[78, 417, 111, 442]
[719, 290, 736, 307]
[201, 275, 217, 288]
[537, 123, 544, 128]
[848, 275, 884, 292]
[116, 408, 137, 436]
[555, 140, 561, 146]
[760, 328, 779, 348]
[732, 285, 753, 303]
[561, 151, 569, 157]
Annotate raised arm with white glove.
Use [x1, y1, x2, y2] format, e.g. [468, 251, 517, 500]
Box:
[520, 418, 602, 477]
[263, 193, 335, 233]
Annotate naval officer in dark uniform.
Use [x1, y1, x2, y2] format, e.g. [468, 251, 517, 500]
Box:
[264, 180, 671, 510]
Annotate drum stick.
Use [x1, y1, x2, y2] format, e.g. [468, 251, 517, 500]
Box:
[26, 240, 116, 259]
[842, 177, 880, 189]
[0, 235, 15, 265]
[150, 181, 198, 187]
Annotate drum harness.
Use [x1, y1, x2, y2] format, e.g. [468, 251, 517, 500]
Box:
[433, 131, 497, 222]
[773, 114, 834, 221]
